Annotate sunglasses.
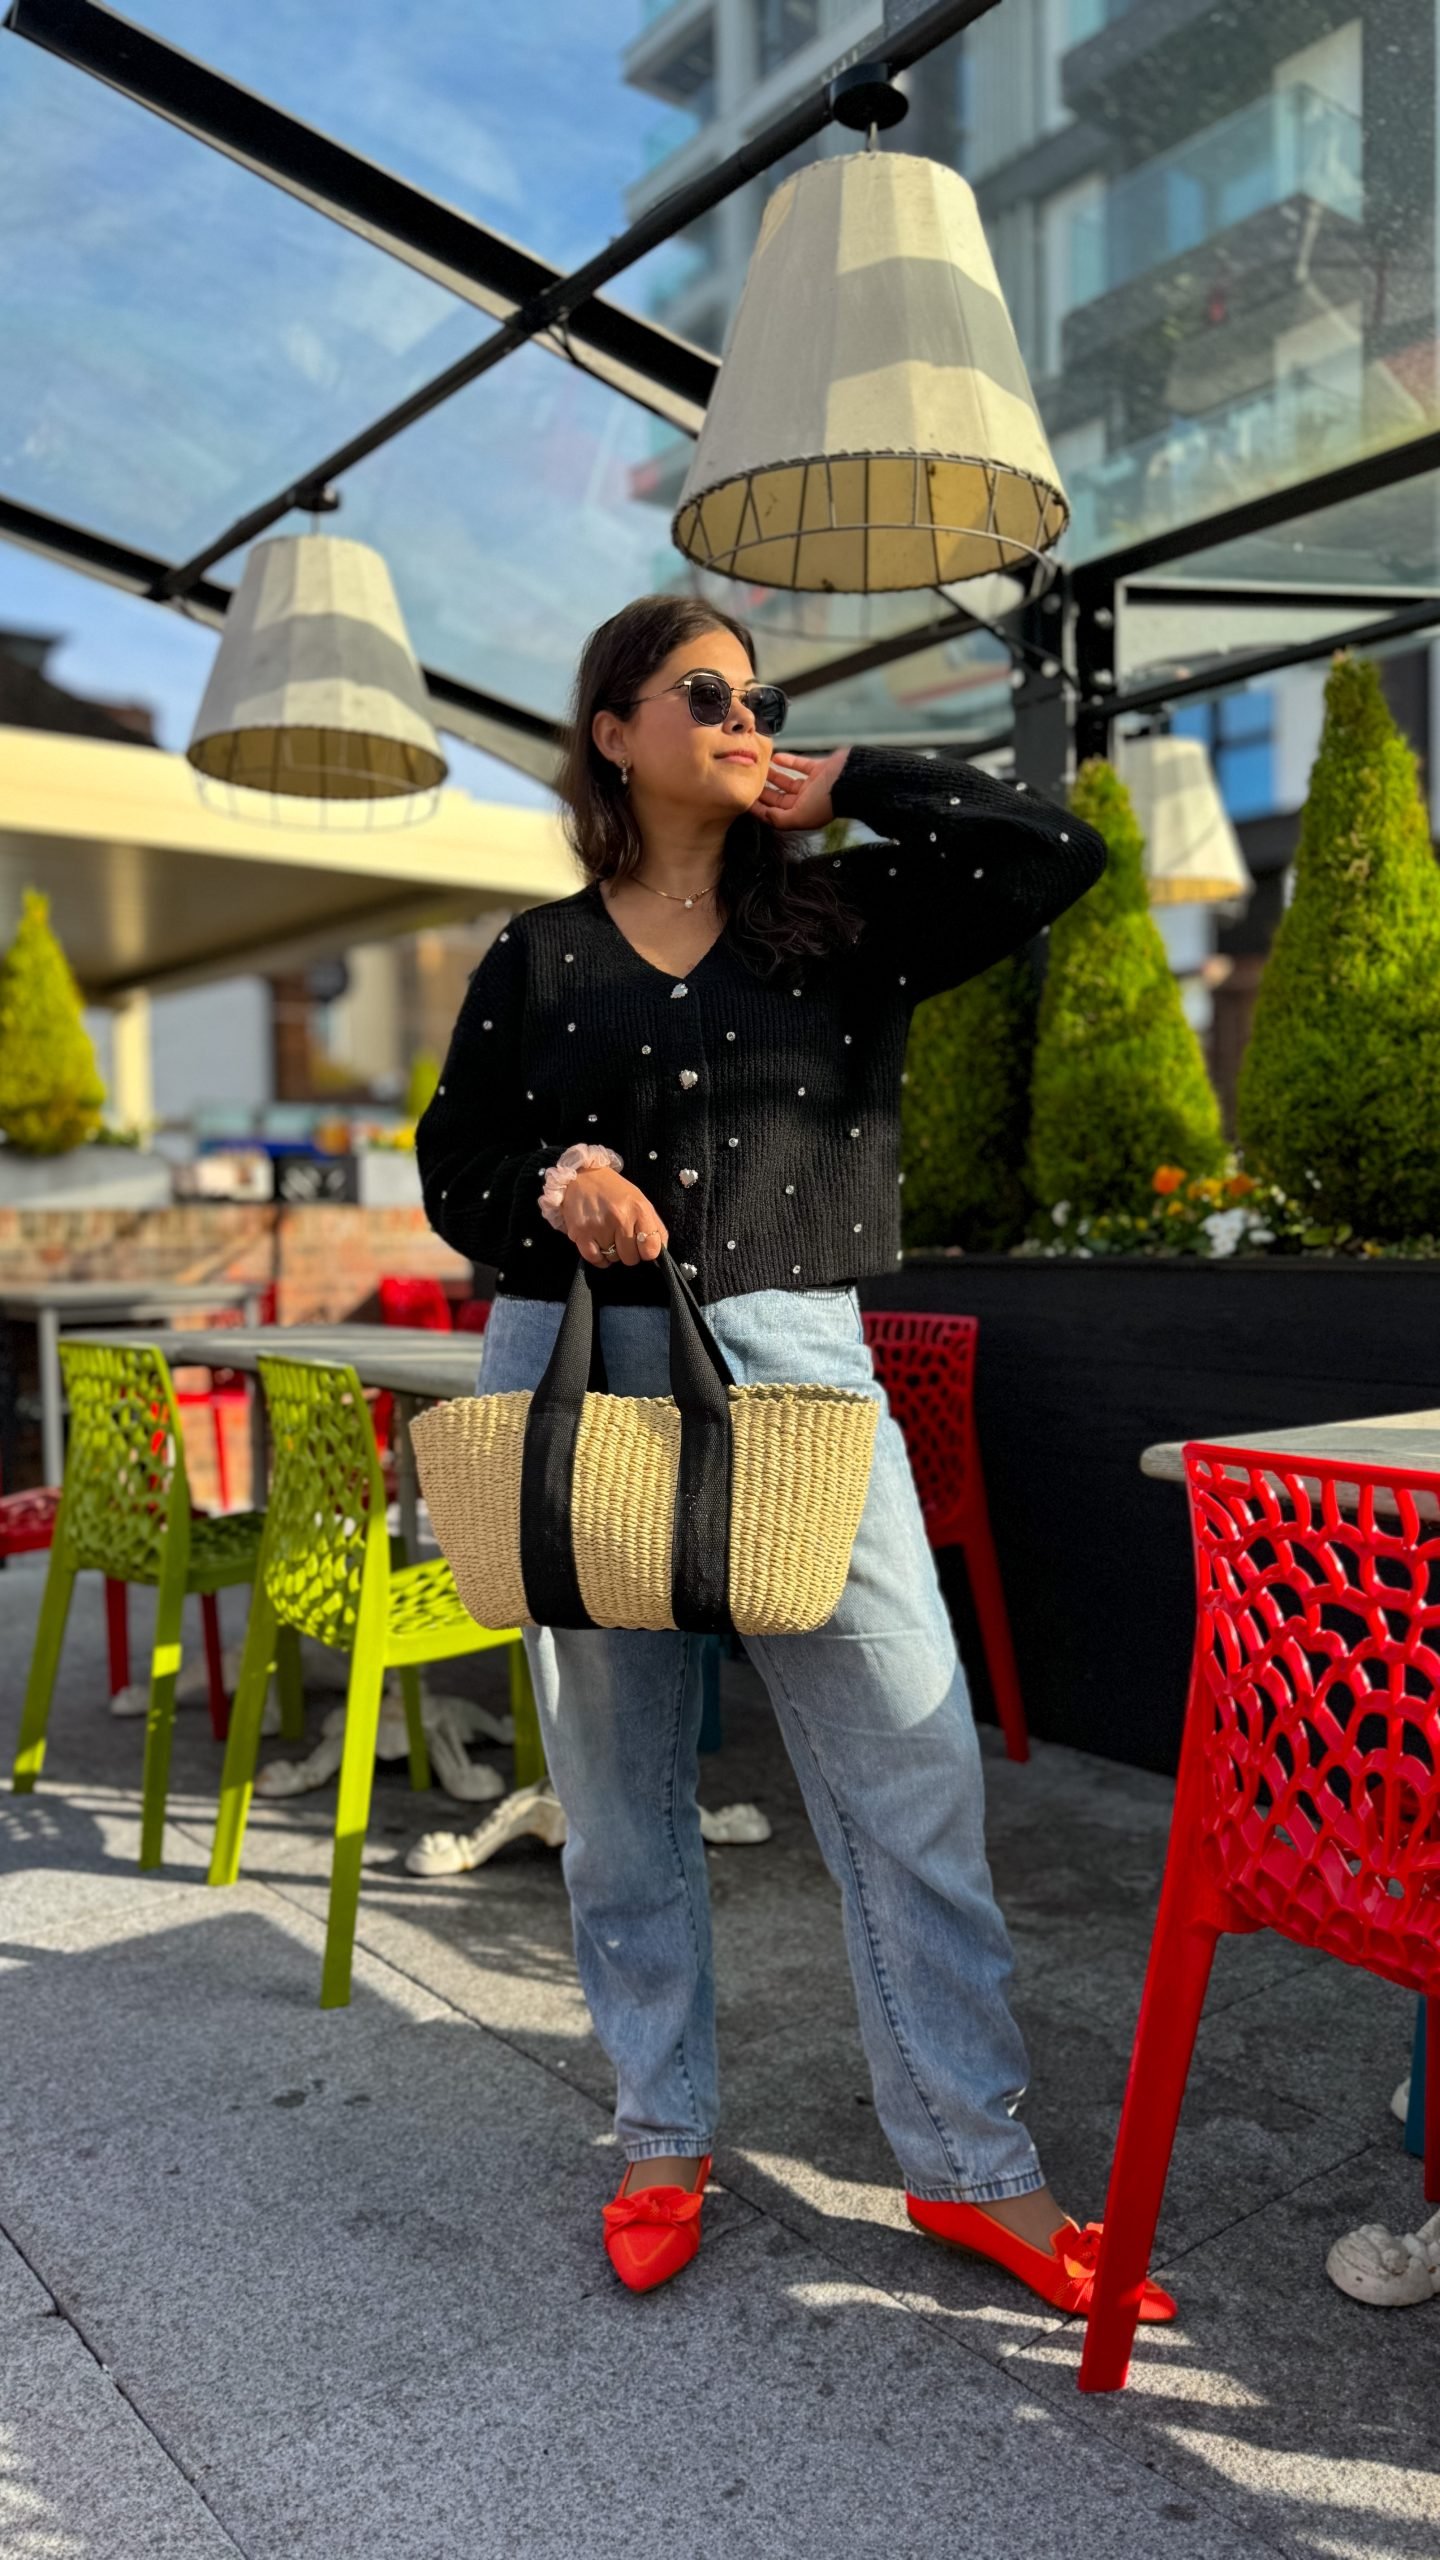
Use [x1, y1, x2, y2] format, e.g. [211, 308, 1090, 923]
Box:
[626, 669, 789, 737]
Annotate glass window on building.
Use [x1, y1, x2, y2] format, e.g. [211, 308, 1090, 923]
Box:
[1172, 692, 1276, 823]
[755, 0, 821, 78]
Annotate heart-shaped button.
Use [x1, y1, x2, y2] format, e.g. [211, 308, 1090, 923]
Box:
[679, 1069, 698, 1089]
[679, 1168, 698, 1188]
[671, 982, 688, 999]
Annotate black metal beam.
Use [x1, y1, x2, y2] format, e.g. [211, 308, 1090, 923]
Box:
[5, 0, 715, 434]
[1124, 578, 1440, 614]
[779, 603, 987, 699]
[92, 0, 1004, 600]
[0, 490, 563, 777]
[1072, 426, 1440, 598]
[1090, 593, 1440, 724]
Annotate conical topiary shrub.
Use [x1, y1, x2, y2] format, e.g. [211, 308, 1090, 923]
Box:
[1027, 758, 1223, 1217]
[901, 955, 1037, 1250]
[1238, 653, 1440, 1241]
[0, 890, 106, 1155]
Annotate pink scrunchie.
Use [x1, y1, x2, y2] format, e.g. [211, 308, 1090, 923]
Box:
[538, 1141, 624, 1230]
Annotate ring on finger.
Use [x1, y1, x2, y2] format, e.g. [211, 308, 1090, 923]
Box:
[598, 1242, 619, 1260]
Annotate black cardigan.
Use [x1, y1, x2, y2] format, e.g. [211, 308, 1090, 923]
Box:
[416, 747, 1105, 1304]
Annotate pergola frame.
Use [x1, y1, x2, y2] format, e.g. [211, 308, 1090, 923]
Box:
[3, 0, 1439, 789]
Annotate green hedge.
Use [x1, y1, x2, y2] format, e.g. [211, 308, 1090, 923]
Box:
[1027, 757, 1223, 1216]
[1238, 654, 1440, 1240]
[0, 889, 105, 1155]
[901, 956, 1037, 1250]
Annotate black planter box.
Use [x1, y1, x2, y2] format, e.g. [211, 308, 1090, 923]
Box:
[860, 1256, 1440, 1775]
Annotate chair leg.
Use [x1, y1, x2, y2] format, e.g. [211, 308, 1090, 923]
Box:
[104, 1578, 130, 1698]
[211, 1400, 231, 1514]
[1414, 1986, 1424, 2211]
[398, 1664, 431, 1792]
[138, 1570, 188, 1871]
[321, 1642, 387, 2010]
[510, 1641, 546, 1789]
[962, 1497, 1029, 1764]
[200, 1594, 228, 1742]
[1078, 1902, 1221, 2393]
[208, 1588, 279, 1887]
[274, 1622, 306, 1744]
[1425, 1996, 1439, 2208]
[12, 1550, 77, 1790]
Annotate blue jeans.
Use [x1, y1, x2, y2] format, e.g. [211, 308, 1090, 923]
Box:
[477, 1285, 1043, 2204]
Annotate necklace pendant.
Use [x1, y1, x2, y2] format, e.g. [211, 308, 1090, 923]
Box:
[683, 897, 694, 909]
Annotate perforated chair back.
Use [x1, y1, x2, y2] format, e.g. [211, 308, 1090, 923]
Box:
[861, 1311, 977, 1551]
[56, 1339, 186, 1581]
[1185, 1443, 1440, 1994]
[255, 1354, 387, 1649]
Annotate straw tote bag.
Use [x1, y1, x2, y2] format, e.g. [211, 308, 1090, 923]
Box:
[410, 1251, 879, 1637]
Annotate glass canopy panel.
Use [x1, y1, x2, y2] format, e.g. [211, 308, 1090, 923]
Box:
[0, 33, 492, 559]
[124, 0, 662, 270]
[216, 346, 1000, 738]
[1142, 469, 1440, 595]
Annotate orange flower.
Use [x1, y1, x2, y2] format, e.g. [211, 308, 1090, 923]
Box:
[1153, 1165, 1186, 1195]
[1225, 1172, 1257, 1200]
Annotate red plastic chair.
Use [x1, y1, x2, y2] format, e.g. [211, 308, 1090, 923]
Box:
[456, 1299, 492, 1336]
[378, 1275, 453, 1330]
[862, 1311, 1028, 1763]
[1081, 1443, 1440, 2392]
[175, 1284, 278, 1514]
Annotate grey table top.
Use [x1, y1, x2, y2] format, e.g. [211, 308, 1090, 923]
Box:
[1142, 1408, 1440, 1484]
[68, 1324, 484, 1401]
[1, 1281, 255, 1317]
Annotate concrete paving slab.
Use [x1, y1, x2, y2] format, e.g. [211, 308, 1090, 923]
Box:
[0, 2013, 756, 2469]
[0, 2316, 241, 2557]
[195, 2214, 1260, 2560]
[0, 2228, 50, 2329]
[1011, 2140, 1440, 2560]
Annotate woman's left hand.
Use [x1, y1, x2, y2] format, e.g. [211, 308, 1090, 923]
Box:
[757, 745, 850, 832]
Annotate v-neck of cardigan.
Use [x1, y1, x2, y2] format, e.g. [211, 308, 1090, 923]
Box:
[586, 881, 730, 988]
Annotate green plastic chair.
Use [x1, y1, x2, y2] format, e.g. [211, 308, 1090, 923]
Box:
[207, 1351, 541, 2008]
[11, 1339, 298, 1868]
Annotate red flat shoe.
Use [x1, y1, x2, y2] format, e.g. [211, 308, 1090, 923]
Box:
[906, 2197, 1176, 2323]
[603, 2156, 712, 2294]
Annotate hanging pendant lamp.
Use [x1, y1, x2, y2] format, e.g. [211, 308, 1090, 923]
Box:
[187, 534, 447, 803]
[1118, 733, 1253, 907]
[673, 151, 1068, 594]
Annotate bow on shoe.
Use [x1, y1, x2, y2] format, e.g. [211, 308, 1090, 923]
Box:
[1055, 2222, 1105, 2287]
[603, 2186, 705, 2235]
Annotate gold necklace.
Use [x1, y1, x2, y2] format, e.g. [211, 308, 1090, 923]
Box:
[632, 874, 720, 912]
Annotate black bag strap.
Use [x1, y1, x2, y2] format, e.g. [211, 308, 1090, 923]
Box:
[518, 1253, 735, 1632]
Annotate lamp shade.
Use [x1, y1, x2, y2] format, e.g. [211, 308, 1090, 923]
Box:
[187, 534, 447, 801]
[1118, 734, 1253, 906]
[673, 152, 1067, 593]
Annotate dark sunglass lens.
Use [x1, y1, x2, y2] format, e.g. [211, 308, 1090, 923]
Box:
[686, 677, 730, 725]
[749, 687, 788, 736]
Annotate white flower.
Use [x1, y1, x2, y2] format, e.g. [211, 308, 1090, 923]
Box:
[1202, 1208, 1250, 1258]
[1051, 1200, 1071, 1225]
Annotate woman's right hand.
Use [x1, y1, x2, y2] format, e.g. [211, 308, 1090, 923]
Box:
[560, 1164, 669, 1268]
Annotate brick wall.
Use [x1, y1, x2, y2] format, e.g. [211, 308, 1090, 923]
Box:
[0, 1203, 470, 1323]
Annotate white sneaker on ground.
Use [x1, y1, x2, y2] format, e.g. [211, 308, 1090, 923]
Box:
[1326, 2210, 1440, 2307]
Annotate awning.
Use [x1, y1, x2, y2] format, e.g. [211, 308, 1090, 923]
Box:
[0, 727, 577, 997]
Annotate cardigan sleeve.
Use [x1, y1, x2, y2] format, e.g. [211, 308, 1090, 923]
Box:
[829, 745, 1106, 1001]
[414, 926, 550, 1266]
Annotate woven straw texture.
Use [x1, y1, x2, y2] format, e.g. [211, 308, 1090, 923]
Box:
[411, 1383, 877, 1635]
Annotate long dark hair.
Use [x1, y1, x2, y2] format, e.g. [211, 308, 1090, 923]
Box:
[556, 594, 859, 972]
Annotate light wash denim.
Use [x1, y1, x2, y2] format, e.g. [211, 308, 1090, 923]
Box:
[477, 1284, 1043, 2204]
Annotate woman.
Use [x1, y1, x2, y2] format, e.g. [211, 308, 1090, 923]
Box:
[417, 594, 1173, 2320]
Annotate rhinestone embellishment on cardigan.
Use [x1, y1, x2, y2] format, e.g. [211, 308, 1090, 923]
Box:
[671, 983, 688, 999]
[679, 1070, 698, 1089]
[679, 1168, 698, 1187]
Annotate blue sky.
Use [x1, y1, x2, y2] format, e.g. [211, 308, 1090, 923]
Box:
[0, 1, 669, 794]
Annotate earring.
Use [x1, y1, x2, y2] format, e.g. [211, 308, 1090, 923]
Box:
[619, 760, 630, 789]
